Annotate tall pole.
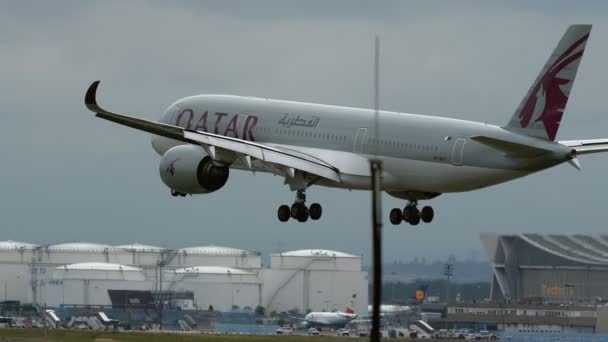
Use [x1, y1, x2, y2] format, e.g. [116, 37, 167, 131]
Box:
[370, 160, 383, 341]
[370, 35, 383, 342]
[444, 263, 453, 303]
[444, 263, 454, 330]
[158, 261, 164, 331]
[373, 36, 380, 156]
[43, 303, 47, 342]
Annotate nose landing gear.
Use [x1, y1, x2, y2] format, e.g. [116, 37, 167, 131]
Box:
[389, 200, 434, 226]
[277, 189, 322, 223]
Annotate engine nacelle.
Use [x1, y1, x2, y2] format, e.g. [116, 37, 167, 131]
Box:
[159, 145, 229, 194]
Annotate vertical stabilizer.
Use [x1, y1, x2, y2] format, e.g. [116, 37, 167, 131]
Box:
[505, 25, 591, 141]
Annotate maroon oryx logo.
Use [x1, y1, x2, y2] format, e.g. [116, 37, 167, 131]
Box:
[519, 33, 589, 141]
[166, 158, 180, 176]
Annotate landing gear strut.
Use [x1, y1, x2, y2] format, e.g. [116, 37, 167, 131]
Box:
[389, 200, 434, 226]
[277, 189, 322, 223]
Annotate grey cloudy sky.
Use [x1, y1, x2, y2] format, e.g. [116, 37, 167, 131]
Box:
[1, 0, 608, 264]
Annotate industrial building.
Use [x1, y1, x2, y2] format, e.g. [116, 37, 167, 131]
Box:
[447, 302, 598, 334]
[481, 233, 608, 303]
[0, 241, 367, 314]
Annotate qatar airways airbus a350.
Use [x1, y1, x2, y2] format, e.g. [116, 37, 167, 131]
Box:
[85, 25, 607, 225]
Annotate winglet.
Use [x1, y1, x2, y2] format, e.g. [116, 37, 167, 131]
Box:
[85, 80, 102, 112]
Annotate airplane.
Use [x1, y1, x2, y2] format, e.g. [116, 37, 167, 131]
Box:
[84, 24, 607, 225]
[293, 307, 358, 329]
[367, 304, 412, 315]
[366, 284, 427, 314]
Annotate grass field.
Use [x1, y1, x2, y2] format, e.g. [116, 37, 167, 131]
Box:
[0, 329, 360, 342]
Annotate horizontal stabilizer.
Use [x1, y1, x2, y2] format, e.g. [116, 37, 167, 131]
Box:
[471, 136, 549, 157]
[559, 138, 608, 155]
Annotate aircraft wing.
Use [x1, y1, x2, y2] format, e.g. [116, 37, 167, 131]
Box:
[84, 81, 341, 183]
[470, 135, 550, 157]
[559, 139, 608, 155]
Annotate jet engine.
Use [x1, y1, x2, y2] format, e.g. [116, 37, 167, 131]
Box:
[159, 145, 229, 194]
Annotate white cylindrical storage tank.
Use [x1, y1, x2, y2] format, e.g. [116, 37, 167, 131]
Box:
[115, 243, 165, 266]
[0, 241, 38, 303]
[40, 262, 149, 307]
[42, 242, 131, 265]
[173, 245, 261, 269]
[168, 266, 261, 311]
[270, 249, 361, 271]
[263, 249, 367, 315]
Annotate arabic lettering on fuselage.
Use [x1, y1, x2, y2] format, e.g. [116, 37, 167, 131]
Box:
[278, 113, 320, 128]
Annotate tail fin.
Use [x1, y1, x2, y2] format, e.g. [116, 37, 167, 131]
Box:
[505, 25, 591, 141]
[415, 284, 428, 302]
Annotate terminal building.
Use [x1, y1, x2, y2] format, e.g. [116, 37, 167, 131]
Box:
[447, 302, 598, 334]
[444, 233, 608, 334]
[0, 241, 367, 314]
[481, 233, 608, 303]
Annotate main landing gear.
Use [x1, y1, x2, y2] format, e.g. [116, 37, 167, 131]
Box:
[171, 190, 187, 197]
[277, 189, 322, 223]
[389, 201, 434, 226]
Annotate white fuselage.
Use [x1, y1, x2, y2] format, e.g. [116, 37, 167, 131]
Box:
[303, 311, 358, 328]
[151, 95, 570, 196]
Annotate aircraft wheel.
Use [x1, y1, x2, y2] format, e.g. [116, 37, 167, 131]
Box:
[278, 205, 291, 222]
[291, 203, 302, 218]
[403, 205, 419, 222]
[297, 208, 309, 222]
[171, 190, 179, 197]
[389, 208, 403, 225]
[421, 206, 434, 223]
[291, 203, 308, 222]
[309, 203, 322, 220]
[409, 215, 421, 226]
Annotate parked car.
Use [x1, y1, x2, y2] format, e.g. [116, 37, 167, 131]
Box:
[308, 327, 320, 336]
[276, 326, 293, 335]
[358, 329, 369, 337]
[478, 330, 498, 340]
[435, 329, 453, 339]
[455, 329, 471, 339]
[336, 328, 350, 336]
[464, 330, 498, 340]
